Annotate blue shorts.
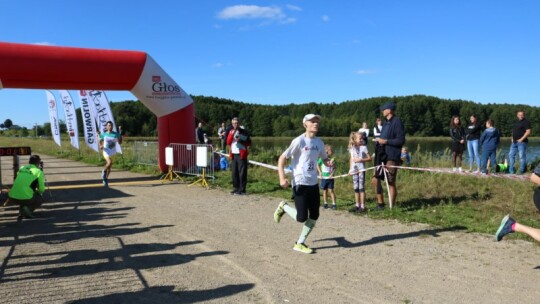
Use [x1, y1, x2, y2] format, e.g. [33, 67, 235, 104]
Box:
[320, 178, 334, 190]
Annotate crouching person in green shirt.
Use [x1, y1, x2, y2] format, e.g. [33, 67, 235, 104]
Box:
[8, 155, 45, 218]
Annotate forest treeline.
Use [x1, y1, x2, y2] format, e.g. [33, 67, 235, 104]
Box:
[3, 95, 539, 138]
[189, 95, 540, 138]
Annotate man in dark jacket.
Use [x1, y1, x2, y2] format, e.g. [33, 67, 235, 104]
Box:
[373, 102, 405, 207]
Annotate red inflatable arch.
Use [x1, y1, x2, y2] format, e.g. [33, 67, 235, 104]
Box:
[0, 41, 194, 172]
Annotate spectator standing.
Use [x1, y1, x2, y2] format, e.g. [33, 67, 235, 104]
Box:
[195, 122, 204, 144]
[480, 119, 500, 174]
[465, 115, 482, 173]
[508, 111, 531, 174]
[349, 132, 371, 212]
[218, 122, 226, 150]
[226, 117, 251, 195]
[373, 102, 405, 208]
[449, 116, 466, 172]
[317, 145, 336, 210]
[373, 117, 383, 139]
[358, 122, 370, 141]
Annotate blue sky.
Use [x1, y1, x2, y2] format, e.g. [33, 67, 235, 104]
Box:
[1, 0, 539, 128]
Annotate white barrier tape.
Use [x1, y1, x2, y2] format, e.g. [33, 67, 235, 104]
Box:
[325, 166, 378, 180]
[384, 164, 530, 181]
[215, 151, 293, 174]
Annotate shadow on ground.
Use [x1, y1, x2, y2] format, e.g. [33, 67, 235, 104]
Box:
[313, 226, 466, 251]
[67, 284, 255, 304]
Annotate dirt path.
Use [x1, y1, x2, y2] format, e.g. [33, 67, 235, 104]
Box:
[1, 155, 539, 303]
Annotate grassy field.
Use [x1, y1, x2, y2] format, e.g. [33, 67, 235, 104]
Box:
[2, 135, 539, 242]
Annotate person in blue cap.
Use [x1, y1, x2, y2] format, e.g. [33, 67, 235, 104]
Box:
[373, 102, 405, 208]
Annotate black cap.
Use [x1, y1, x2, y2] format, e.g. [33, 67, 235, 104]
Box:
[29, 155, 41, 165]
[380, 102, 396, 111]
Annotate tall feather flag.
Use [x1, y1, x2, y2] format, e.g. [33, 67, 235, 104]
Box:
[87, 90, 122, 154]
[45, 90, 61, 147]
[77, 90, 99, 153]
[59, 90, 79, 149]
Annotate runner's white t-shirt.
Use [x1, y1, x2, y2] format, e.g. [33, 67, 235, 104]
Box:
[282, 134, 327, 186]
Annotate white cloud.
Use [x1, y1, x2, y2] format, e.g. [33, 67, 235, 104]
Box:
[33, 42, 55, 46]
[213, 63, 224, 68]
[218, 5, 284, 19]
[322, 15, 330, 22]
[286, 4, 302, 11]
[356, 69, 376, 75]
[217, 5, 296, 24]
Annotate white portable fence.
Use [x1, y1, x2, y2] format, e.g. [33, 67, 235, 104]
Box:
[168, 143, 216, 180]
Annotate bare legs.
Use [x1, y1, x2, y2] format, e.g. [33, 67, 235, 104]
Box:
[514, 222, 540, 242]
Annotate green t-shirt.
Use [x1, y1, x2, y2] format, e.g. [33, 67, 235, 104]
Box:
[9, 164, 45, 200]
[318, 158, 335, 177]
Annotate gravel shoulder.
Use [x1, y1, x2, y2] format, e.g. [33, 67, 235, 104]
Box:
[1, 155, 539, 303]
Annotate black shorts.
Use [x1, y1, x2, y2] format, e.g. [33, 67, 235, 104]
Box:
[293, 184, 320, 222]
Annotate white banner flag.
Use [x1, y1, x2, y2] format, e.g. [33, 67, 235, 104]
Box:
[45, 90, 61, 147]
[59, 90, 79, 149]
[87, 90, 122, 154]
[78, 90, 99, 153]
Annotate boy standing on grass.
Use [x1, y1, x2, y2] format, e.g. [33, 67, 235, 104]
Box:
[274, 114, 334, 254]
[317, 144, 337, 210]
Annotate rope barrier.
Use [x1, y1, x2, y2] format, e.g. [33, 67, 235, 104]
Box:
[216, 150, 531, 209]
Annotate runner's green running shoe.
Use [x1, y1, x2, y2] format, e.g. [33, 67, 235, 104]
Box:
[495, 214, 516, 241]
[293, 242, 313, 254]
[274, 201, 287, 223]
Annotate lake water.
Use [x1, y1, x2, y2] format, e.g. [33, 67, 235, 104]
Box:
[252, 137, 540, 165]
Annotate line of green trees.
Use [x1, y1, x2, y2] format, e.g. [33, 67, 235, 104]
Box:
[192, 95, 540, 137]
[2, 95, 538, 138]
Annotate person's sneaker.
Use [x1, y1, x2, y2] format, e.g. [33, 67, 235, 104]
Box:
[331, 204, 337, 210]
[473, 170, 480, 174]
[374, 204, 385, 211]
[452, 167, 457, 172]
[234, 191, 245, 195]
[274, 201, 287, 223]
[355, 206, 366, 213]
[458, 167, 463, 173]
[293, 242, 313, 254]
[230, 190, 237, 195]
[495, 214, 516, 241]
[323, 203, 329, 209]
